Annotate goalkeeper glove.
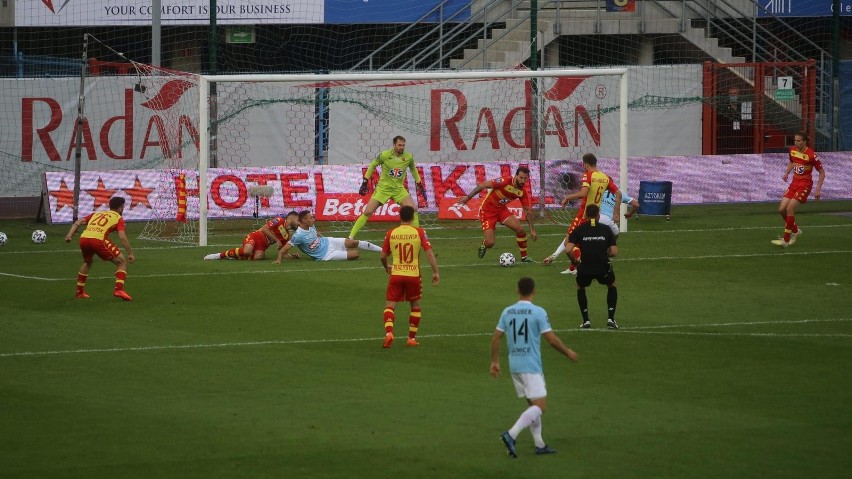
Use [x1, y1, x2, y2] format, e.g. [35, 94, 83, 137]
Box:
[417, 182, 427, 199]
[359, 178, 369, 196]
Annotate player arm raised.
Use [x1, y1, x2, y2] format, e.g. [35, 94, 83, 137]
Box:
[117, 229, 135, 264]
[273, 242, 299, 264]
[542, 331, 579, 362]
[456, 180, 494, 206]
[489, 329, 505, 377]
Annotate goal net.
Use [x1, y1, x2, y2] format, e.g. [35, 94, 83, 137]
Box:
[189, 68, 628, 245]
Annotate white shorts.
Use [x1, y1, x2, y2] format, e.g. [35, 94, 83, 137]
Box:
[599, 214, 620, 236]
[511, 373, 547, 400]
[320, 237, 350, 261]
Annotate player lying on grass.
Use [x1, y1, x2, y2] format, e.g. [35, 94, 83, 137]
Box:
[275, 210, 382, 263]
[204, 211, 301, 262]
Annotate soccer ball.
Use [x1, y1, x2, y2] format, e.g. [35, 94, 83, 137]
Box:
[0, 232, 7, 246]
[499, 252, 516, 267]
[31, 230, 47, 244]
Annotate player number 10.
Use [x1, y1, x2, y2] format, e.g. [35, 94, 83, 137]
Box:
[394, 242, 415, 263]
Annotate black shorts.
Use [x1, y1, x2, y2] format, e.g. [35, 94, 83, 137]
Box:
[576, 266, 615, 287]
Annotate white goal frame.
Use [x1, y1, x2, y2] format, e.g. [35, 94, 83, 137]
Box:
[197, 68, 629, 246]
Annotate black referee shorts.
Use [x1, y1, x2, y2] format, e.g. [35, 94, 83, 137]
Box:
[576, 266, 615, 287]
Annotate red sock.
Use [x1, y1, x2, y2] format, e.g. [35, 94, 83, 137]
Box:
[516, 233, 528, 258]
[567, 247, 581, 271]
[224, 247, 253, 260]
[76, 273, 88, 294]
[383, 307, 395, 334]
[114, 270, 127, 291]
[784, 215, 796, 242]
[409, 307, 421, 339]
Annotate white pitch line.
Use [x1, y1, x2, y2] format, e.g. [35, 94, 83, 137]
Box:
[628, 317, 852, 330]
[1, 223, 850, 256]
[607, 330, 852, 338]
[0, 272, 57, 281]
[3, 249, 851, 282]
[2, 318, 850, 359]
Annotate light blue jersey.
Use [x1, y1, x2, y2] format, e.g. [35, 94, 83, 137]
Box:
[290, 226, 328, 260]
[600, 191, 633, 218]
[496, 300, 552, 374]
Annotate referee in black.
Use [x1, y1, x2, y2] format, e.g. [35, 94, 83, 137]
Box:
[565, 204, 619, 329]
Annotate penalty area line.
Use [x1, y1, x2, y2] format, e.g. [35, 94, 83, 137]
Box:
[5, 249, 851, 282]
[2, 318, 850, 359]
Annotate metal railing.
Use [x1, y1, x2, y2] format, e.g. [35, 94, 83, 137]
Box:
[645, 0, 833, 140]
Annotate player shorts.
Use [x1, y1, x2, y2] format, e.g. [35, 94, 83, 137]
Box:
[371, 183, 411, 206]
[79, 237, 121, 262]
[784, 182, 813, 203]
[479, 208, 513, 231]
[244, 231, 271, 253]
[576, 266, 616, 288]
[386, 275, 422, 302]
[511, 373, 548, 400]
[319, 237, 350, 261]
[599, 214, 620, 236]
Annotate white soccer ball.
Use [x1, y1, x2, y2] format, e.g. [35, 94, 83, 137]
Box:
[499, 252, 516, 267]
[31, 230, 47, 244]
[0, 232, 7, 246]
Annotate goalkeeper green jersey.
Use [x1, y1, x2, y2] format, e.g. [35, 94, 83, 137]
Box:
[365, 149, 422, 188]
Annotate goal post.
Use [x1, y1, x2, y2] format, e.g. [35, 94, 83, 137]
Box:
[193, 67, 630, 246]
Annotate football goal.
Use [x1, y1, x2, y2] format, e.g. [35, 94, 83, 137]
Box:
[175, 68, 630, 246]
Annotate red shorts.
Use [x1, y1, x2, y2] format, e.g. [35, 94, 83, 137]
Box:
[79, 237, 121, 262]
[386, 275, 422, 302]
[243, 231, 271, 252]
[479, 208, 513, 231]
[784, 182, 812, 203]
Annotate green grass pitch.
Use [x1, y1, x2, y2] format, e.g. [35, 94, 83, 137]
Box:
[1, 201, 851, 478]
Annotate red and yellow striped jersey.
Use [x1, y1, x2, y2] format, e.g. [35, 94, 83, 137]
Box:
[789, 146, 822, 183]
[481, 176, 531, 214]
[79, 210, 125, 241]
[264, 216, 292, 245]
[578, 170, 619, 215]
[382, 224, 432, 278]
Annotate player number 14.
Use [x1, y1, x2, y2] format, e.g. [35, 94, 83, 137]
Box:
[509, 318, 529, 344]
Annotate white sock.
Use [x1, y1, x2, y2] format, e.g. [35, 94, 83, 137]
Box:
[508, 405, 542, 439]
[530, 416, 545, 448]
[358, 241, 382, 252]
[551, 242, 566, 258]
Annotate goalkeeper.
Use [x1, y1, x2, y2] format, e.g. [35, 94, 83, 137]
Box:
[349, 135, 426, 239]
